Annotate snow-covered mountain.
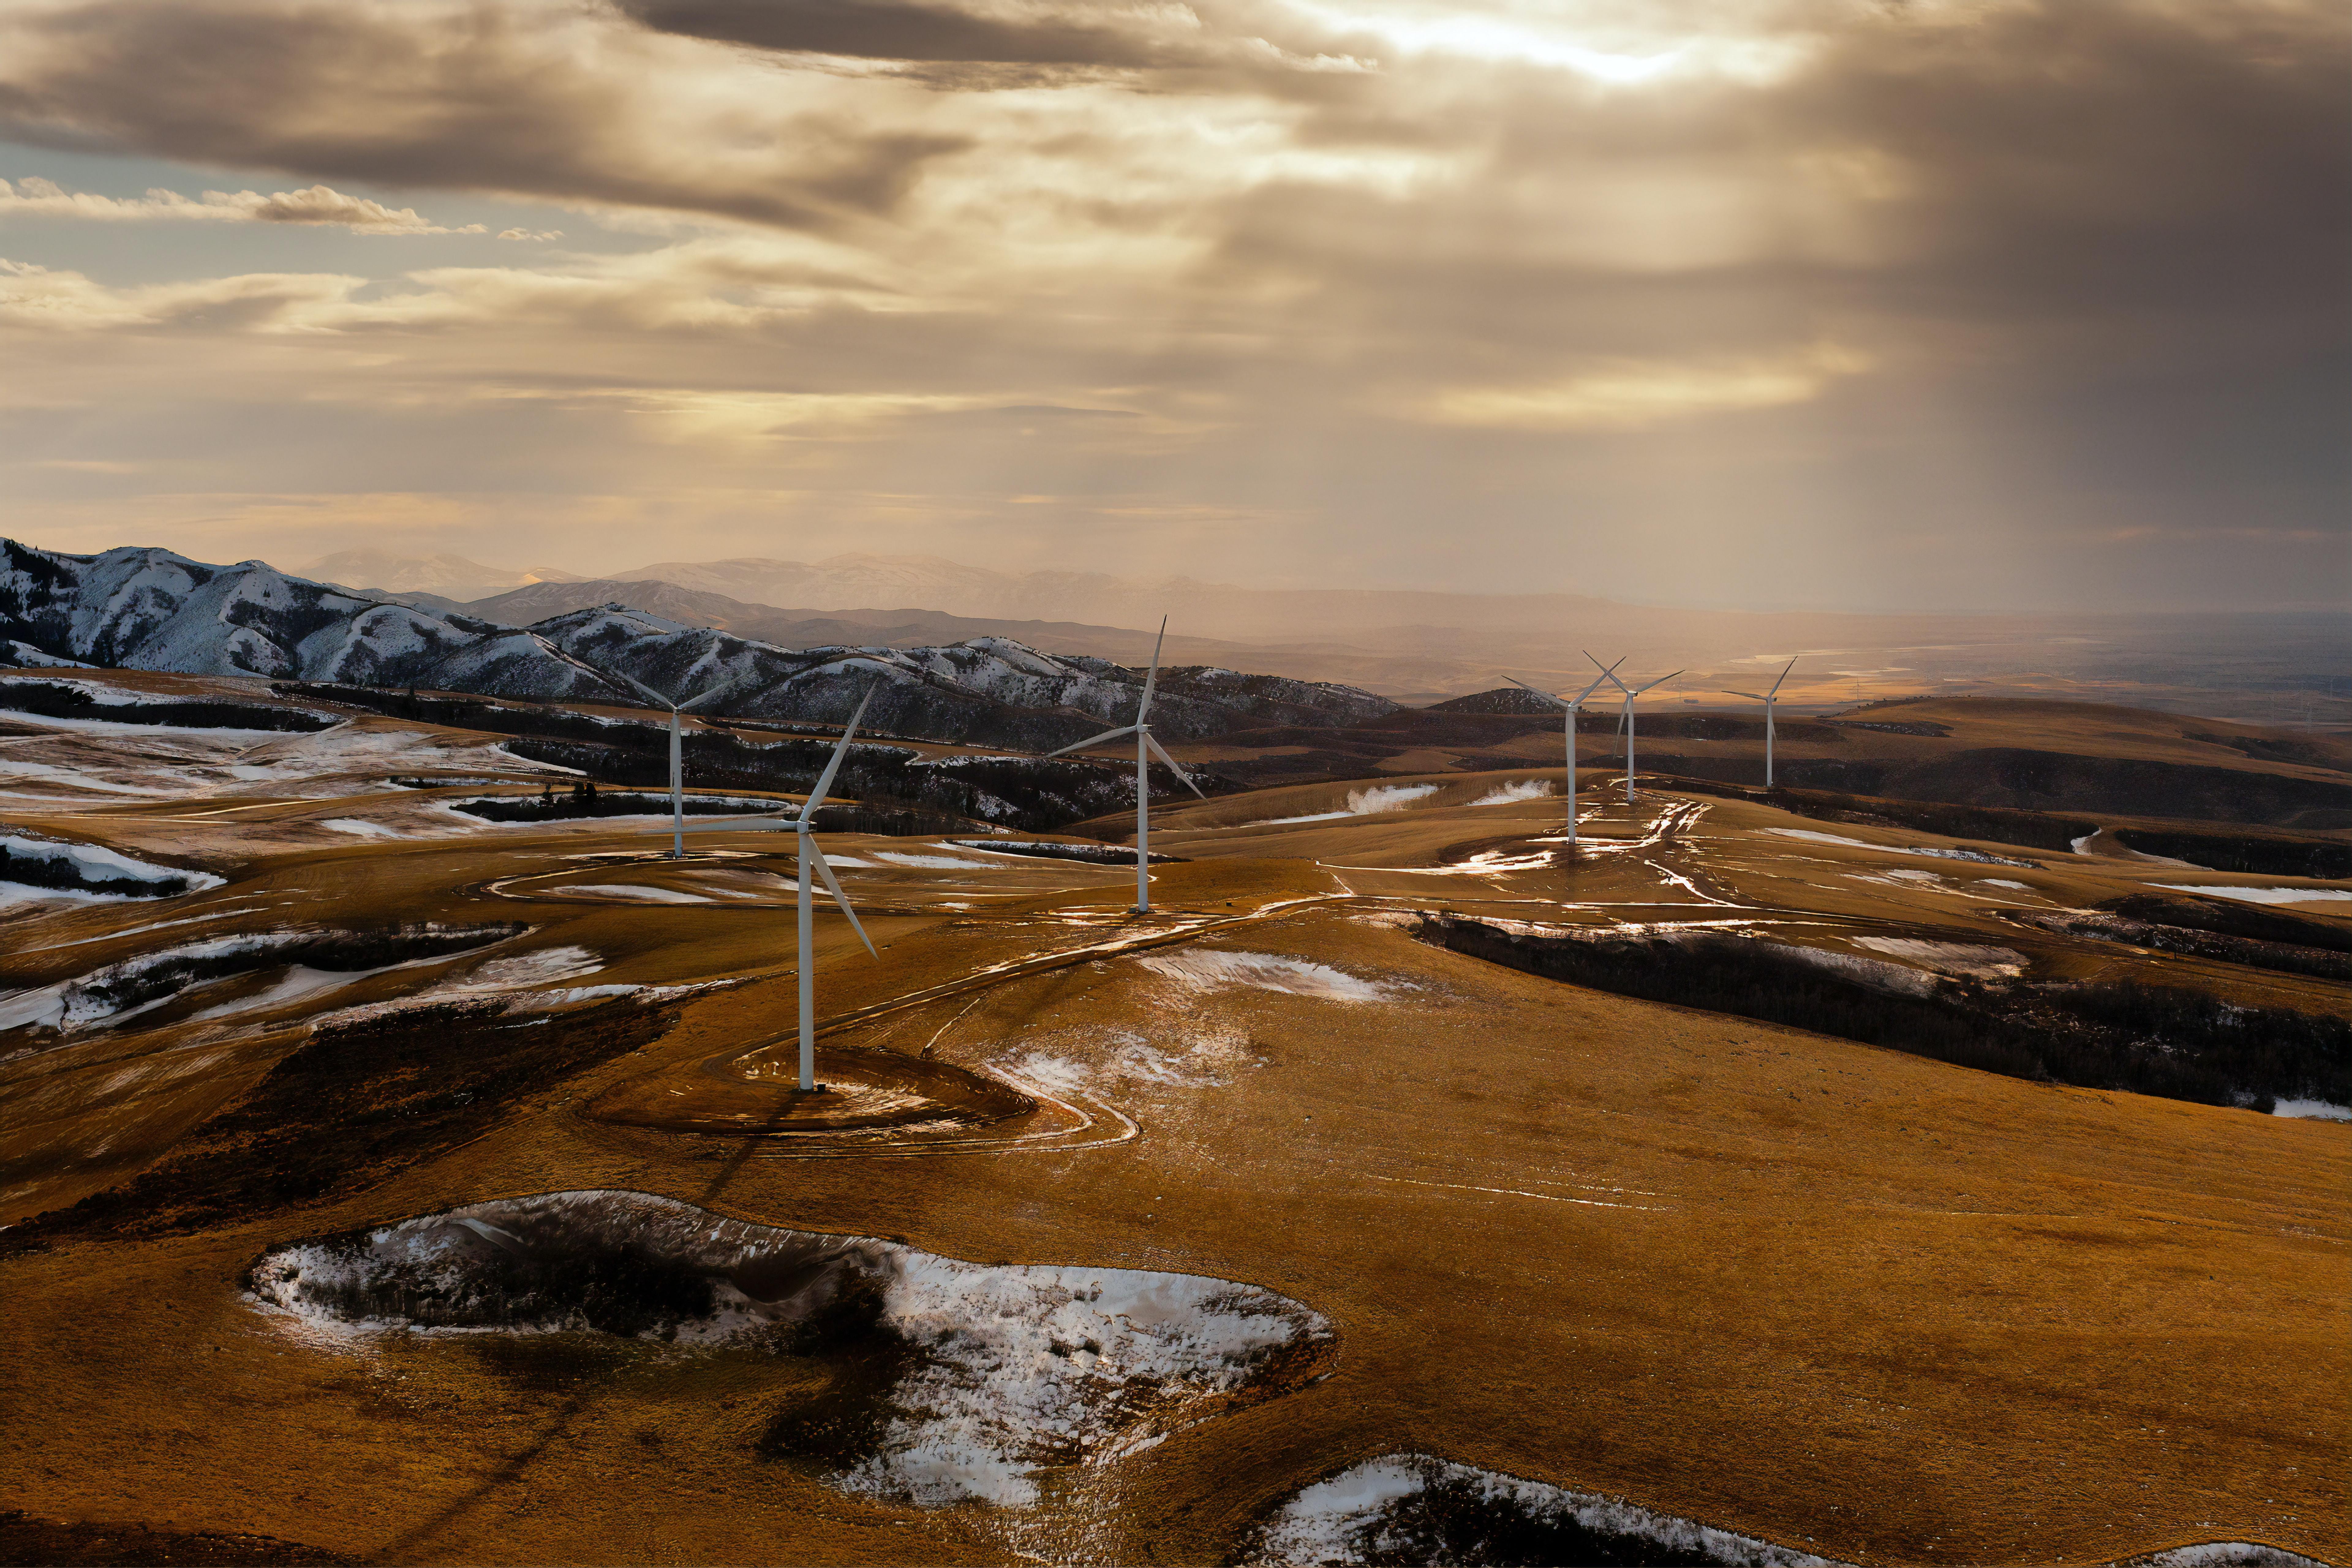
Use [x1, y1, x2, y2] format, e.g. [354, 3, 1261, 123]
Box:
[1, 540, 1394, 748]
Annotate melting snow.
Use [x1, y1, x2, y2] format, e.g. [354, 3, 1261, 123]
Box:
[1762, 828, 2032, 867]
[1252, 782, 1441, 827]
[562, 884, 718, 903]
[463, 946, 603, 986]
[2272, 1098, 2352, 1122]
[0, 833, 223, 900]
[319, 818, 404, 838]
[1137, 948, 1393, 1003]
[1850, 937, 2025, 979]
[2153, 884, 2352, 908]
[1469, 779, 1553, 806]
[246, 1189, 1329, 1510]
[1250, 1453, 1842, 1568]
[874, 852, 991, 870]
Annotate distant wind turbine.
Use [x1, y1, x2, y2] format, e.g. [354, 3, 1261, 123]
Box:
[1723, 657, 1798, 790]
[1588, 653, 1683, 805]
[557, 643, 761, 858]
[1043, 617, 1206, 914]
[1506, 659, 1621, 844]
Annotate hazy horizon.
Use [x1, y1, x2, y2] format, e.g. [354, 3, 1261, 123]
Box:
[2, 1, 2345, 614]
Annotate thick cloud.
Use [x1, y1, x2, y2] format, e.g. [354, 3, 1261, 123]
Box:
[0, 0, 2342, 610]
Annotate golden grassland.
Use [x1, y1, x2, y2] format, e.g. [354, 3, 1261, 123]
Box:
[1, 688, 2346, 1566]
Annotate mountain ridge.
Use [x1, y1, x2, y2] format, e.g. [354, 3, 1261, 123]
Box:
[0, 539, 1396, 751]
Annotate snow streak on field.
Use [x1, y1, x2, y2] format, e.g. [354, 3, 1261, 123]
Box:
[0, 832, 223, 904]
[1469, 779, 1553, 806]
[247, 1190, 1330, 1509]
[1136, 948, 1396, 1002]
[1849, 937, 2026, 979]
[1252, 782, 1440, 826]
[1762, 827, 2035, 867]
[2154, 884, 2352, 908]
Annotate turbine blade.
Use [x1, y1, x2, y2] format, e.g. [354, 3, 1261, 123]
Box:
[1144, 731, 1208, 798]
[1583, 650, 1631, 692]
[1636, 669, 1685, 695]
[809, 847, 876, 957]
[1768, 657, 1796, 697]
[1137, 616, 1167, 721]
[678, 669, 756, 713]
[1723, 690, 1768, 701]
[803, 682, 877, 815]
[538, 637, 676, 711]
[1045, 725, 1142, 759]
[1506, 676, 1571, 710]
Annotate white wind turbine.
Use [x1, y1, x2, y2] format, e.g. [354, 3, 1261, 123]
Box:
[1506, 659, 1621, 844]
[1588, 652, 1683, 805]
[673, 684, 881, 1094]
[561, 647, 763, 858]
[1044, 617, 1205, 914]
[1723, 657, 1798, 790]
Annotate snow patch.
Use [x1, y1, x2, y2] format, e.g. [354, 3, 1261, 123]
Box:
[0, 833, 223, 900]
[246, 1189, 1330, 1510]
[1850, 937, 2025, 979]
[319, 818, 403, 838]
[1137, 948, 1393, 1003]
[1249, 1453, 1842, 1568]
[1763, 827, 2032, 867]
[873, 851, 991, 870]
[1469, 779, 1553, 806]
[562, 884, 717, 904]
[2271, 1098, 2352, 1122]
[2153, 884, 2352, 908]
[1253, 782, 1441, 827]
[1773, 943, 1939, 997]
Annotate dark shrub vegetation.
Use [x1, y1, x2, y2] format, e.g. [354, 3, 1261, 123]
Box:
[1, 679, 336, 731]
[2109, 826, 2351, 880]
[1418, 917, 2349, 1111]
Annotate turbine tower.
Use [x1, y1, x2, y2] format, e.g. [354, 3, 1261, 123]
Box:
[1588, 653, 1683, 805]
[1044, 617, 1205, 914]
[1723, 657, 1798, 790]
[1507, 659, 1621, 844]
[549, 632, 762, 858]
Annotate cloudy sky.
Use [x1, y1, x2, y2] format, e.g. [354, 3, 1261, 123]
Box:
[0, 0, 2343, 611]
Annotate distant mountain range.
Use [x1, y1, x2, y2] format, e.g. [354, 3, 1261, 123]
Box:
[300, 549, 588, 602]
[300, 548, 2352, 723]
[0, 539, 1396, 749]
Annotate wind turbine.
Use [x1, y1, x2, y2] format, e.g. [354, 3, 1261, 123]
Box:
[1588, 653, 1683, 805]
[1043, 617, 1206, 914]
[1723, 657, 1798, 790]
[783, 686, 881, 1093]
[1506, 659, 1621, 844]
[558, 644, 761, 858]
[670, 685, 881, 1094]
